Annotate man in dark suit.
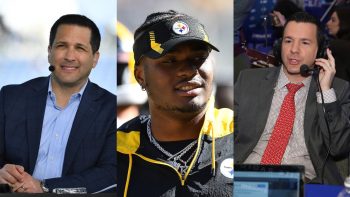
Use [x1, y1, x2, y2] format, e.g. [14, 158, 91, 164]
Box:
[235, 12, 350, 185]
[0, 14, 116, 193]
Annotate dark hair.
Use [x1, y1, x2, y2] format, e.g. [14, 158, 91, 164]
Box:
[274, 0, 303, 19]
[333, 6, 350, 40]
[283, 12, 324, 47]
[49, 14, 101, 54]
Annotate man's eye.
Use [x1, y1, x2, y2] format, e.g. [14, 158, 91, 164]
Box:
[162, 59, 176, 64]
[191, 57, 207, 65]
[193, 57, 207, 62]
[77, 47, 87, 51]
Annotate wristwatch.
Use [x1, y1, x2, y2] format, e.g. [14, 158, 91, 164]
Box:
[40, 180, 49, 193]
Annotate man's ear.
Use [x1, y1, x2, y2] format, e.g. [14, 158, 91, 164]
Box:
[92, 51, 100, 68]
[47, 46, 52, 64]
[134, 64, 145, 87]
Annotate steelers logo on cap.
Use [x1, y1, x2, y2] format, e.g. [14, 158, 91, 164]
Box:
[172, 21, 189, 35]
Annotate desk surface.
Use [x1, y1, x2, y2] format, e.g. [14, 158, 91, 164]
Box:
[1, 185, 344, 197]
[305, 184, 343, 197]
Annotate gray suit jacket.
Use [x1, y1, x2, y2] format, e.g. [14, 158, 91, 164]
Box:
[234, 67, 350, 185]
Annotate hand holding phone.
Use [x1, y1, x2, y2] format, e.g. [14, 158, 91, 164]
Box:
[315, 48, 336, 91]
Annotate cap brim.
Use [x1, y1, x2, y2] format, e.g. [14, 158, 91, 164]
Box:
[144, 37, 219, 59]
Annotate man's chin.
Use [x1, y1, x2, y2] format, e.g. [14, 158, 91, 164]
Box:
[175, 102, 206, 113]
[157, 101, 207, 114]
[284, 65, 302, 75]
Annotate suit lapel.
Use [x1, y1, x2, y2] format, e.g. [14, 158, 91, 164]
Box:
[62, 82, 101, 175]
[26, 77, 49, 174]
[304, 78, 317, 143]
[254, 68, 280, 138]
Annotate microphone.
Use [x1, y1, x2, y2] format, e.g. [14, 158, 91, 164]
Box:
[0, 184, 11, 193]
[49, 65, 55, 72]
[300, 64, 319, 77]
[300, 64, 331, 184]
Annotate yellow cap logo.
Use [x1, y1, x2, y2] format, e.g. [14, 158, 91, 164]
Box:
[149, 31, 164, 54]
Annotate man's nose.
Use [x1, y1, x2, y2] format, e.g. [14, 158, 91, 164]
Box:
[290, 42, 300, 54]
[64, 47, 76, 61]
[176, 61, 198, 78]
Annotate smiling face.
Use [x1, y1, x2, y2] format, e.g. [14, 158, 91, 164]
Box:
[281, 21, 319, 82]
[48, 24, 99, 89]
[135, 41, 213, 116]
[326, 12, 340, 37]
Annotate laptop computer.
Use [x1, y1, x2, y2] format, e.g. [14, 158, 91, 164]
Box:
[234, 164, 305, 197]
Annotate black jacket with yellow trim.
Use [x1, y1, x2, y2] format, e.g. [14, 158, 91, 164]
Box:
[117, 104, 233, 197]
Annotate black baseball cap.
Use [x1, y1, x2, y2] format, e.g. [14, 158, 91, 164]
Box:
[133, 14, 219, 64]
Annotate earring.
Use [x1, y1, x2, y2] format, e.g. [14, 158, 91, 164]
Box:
[141, 85, 146, 91]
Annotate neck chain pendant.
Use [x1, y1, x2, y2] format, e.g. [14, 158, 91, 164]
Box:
[146, 117, 198, 177]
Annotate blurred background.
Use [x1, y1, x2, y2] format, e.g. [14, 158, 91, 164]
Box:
[234, 0, 350, 82]
[0, 0, 116, 93]
[238, 0, 337, 54]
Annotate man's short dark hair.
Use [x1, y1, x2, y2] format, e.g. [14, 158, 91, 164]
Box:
[283, 12, 324, 47]
[49, 14, 101, 54]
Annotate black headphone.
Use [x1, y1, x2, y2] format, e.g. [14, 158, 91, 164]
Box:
[273, 34, 328, 65]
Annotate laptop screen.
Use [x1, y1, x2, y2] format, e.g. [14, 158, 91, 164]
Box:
[234, 164, 304, 197]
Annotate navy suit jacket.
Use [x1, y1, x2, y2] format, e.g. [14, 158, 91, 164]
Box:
[234, 67, 350, 185]
[0, 77, 116, 193]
